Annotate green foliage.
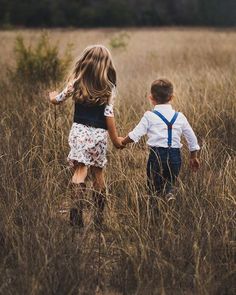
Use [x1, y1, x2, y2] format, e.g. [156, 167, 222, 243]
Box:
[1, 0, 236, 27]
[109, 31, 130, 50]
[14, 32, 71, 85]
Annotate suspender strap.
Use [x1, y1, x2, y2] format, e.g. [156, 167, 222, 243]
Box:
[152, 110, 179, 147]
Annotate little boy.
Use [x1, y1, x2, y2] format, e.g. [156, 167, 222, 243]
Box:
[122, 79, 200, 201]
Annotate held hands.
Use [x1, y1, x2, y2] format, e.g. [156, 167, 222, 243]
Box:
[190, 158, 200, 172]
[114, 136, 133, 149]
[114, 137, 126, 149]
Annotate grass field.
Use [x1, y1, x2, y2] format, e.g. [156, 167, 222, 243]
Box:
[0, 28, 235, 295]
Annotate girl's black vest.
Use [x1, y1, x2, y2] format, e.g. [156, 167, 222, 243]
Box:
[73, 102, 107, 130]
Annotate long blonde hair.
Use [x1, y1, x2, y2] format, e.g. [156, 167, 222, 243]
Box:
[68, 45, 116, 105]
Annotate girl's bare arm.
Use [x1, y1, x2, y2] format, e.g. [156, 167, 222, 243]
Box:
[106, 117, 124, 148]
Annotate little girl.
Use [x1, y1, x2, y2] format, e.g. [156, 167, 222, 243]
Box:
[49, 45, 123, 228]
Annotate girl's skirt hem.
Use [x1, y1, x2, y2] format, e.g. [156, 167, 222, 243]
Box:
[67, 157, 107, 168]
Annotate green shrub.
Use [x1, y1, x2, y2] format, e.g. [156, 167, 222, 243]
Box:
[14, 32, 71, 85]
[109, 31, 130, 50]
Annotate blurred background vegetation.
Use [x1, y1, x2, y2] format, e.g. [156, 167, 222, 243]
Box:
[0, 0, 236, 28]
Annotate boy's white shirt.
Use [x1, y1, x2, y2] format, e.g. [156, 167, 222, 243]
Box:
[128, 104, 200, 151]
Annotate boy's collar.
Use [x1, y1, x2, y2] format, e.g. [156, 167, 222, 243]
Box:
[154, 104, 173, 110]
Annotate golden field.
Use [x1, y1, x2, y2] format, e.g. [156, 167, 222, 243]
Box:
[0, 28, 235, 295]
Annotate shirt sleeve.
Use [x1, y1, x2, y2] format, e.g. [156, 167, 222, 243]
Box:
[181, 114, 200, 151]
[128, 112, 149, 143]
[104, 104, 114, 117]
[104, 87, 116, 117]
[55, 81, 74, 103]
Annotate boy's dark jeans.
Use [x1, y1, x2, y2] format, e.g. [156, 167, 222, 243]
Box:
[147, 147, 181, 196]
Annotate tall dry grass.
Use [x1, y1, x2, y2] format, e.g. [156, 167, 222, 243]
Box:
[0, 28, 235, 295]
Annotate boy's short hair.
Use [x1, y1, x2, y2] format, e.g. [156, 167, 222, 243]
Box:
[151, 79, 173, 103]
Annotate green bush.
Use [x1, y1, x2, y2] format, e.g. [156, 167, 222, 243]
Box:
[14, 32, 71, 85]
[109, 31, 130, 50]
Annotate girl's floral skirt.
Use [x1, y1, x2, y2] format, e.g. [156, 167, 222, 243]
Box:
[67, 123, 108, 168]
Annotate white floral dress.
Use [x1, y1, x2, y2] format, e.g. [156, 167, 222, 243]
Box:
[56, 83, 115, 168]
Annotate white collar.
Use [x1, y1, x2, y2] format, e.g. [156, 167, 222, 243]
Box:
[154, 104, 173, 111]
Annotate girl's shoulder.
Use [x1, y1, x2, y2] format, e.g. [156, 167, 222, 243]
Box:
[111, 86, 117, 96]
[109, 86, 117, 105]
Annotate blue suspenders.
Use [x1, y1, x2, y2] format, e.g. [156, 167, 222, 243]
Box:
[152, 110, 179, 147]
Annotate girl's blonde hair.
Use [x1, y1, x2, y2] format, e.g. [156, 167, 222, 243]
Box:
[68, 45, 116, 105]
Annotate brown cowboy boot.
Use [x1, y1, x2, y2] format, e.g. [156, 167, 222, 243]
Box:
[70, 183, 86, 228]
[93, 190, 106, 229]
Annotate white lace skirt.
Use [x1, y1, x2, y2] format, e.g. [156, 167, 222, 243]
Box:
[67, 123, 108, 168]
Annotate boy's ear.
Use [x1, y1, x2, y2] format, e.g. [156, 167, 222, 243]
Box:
[168, 95, 174, 102]
[148, 94, 153, 100]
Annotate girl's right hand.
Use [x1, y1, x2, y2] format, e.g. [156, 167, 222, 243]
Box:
[115, 137, 125, 149]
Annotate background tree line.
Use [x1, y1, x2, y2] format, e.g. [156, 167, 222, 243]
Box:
[0, 0, 235, 27]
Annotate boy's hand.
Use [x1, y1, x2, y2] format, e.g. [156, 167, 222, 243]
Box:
[121, 138, 126, 146]
[122, 136, 134, 146]
[190, 158, 200, 172]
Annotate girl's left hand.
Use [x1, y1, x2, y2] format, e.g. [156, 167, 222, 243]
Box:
[49, 91, 59, 104]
